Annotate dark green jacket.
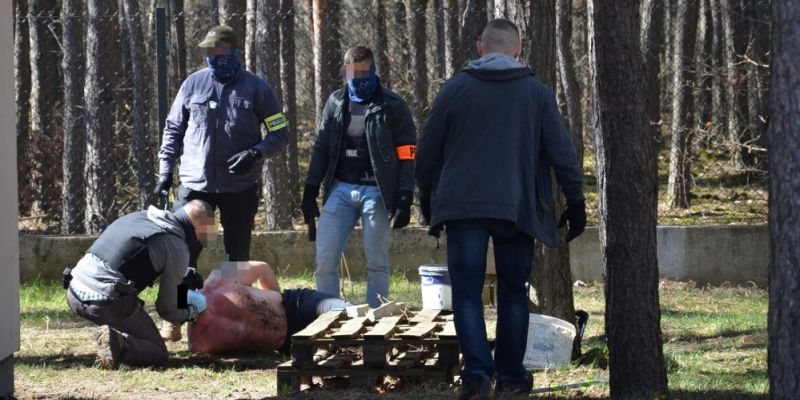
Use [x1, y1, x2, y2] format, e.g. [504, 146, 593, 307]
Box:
[305, 85, 417, 211]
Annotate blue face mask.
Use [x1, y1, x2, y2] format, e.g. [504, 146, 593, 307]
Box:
[347, 63, 378, 103]
[206, 47, 241, 83]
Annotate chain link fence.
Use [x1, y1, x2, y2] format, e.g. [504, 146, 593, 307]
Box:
[15, 0, 769, 235]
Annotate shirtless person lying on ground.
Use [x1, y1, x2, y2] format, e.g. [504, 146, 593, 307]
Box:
[188, 261, 351, 354]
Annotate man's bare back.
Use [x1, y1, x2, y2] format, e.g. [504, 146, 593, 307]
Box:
[188, 262, 287, 353]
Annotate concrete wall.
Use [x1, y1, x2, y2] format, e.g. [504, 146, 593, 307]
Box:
[21, 225, 769, 286]
[1, 0, 20, 395]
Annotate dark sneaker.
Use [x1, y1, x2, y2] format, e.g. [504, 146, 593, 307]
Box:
[96, 325, 126, 370]
[495, 372, 533, 396]
[456, 375, 491, 400]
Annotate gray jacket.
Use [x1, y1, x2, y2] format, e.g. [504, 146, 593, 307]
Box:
[71, 207, 192, 323]
[159, 68, 288, 193]
[416, 53, 584, 246]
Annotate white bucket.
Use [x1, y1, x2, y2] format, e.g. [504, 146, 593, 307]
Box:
[418, 264, 452, 310]
[522, 313, 576, 370]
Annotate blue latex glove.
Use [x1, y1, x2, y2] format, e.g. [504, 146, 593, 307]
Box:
[187, 290, 207, 314]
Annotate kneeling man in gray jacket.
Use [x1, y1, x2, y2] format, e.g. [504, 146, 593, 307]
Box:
[65, 200, 215, 369]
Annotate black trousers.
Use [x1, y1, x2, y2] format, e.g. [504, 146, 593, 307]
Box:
[173, 183, 259, 263]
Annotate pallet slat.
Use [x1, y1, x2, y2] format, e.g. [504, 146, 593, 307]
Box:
[409, 309, 441, 323]
[364, 316, 402, 339]
[332, 317, 369, 338]
[400, 321, 438, 339]
[293, 310, 342, 340]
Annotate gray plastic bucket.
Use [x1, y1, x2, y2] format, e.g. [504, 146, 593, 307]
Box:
[418, 264, 452, 310]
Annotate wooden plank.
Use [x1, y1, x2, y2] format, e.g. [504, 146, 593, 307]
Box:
[318, 352, 358, 369]
[346, 304, 370, 318]
[293, 310, 342, 340]
[366, 301, 406, 321]
[364, 316, 402, 339]
[400, 321, 438, 339]
[438, 320, 457, 337]
[409, 309, 441, 323]
[332, 317, 368, 338]
[276, 361, 300, 394]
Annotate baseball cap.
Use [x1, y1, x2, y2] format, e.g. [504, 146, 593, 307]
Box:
[198, 25, 239, 48]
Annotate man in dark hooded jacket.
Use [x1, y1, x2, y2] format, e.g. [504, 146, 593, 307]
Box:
[415, 19, 586, 399]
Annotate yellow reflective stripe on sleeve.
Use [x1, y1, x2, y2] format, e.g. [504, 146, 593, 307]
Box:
[264, 112, 288, 132]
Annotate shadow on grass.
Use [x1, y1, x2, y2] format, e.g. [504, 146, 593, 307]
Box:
[666, 327, 767, 344]
[524, 389, 766, 400]
[17, 351, 286, 372]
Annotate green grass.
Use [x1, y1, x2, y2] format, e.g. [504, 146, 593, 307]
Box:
[15, 277, 767, 399]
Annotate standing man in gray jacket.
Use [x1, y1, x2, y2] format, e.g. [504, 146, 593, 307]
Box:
[156, 25, 288, 265]
[416, 19, 586, 399]
[65, 200, 215, 369]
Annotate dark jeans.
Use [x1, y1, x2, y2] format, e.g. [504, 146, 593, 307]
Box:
[67, 288, 168, 366]
[445, 219, 533, 387]
[173, 183, 259, 263]
[279, 288, 352, 354]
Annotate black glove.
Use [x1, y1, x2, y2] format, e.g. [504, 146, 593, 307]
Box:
[391, 191, 413, 229]
[419, 193, 432, 226]
[226, 148, 262, 175]
[153, 174, 173, 196]
[301, 184, 320, 238]
[558, 200, 587, 242]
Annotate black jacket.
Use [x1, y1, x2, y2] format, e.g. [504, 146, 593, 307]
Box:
[305, 84, 417, 211]
[416, 54, 584, 246]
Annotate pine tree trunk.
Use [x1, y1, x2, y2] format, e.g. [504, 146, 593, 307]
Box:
[392, 0, 411, 87]
[28, 0, 61, 218]
[666, 0, 699, 209]
[556, 0, 583, 150]
[443, 0, 460, 77]
[433, 0, 446, 80]
[640, 0, 664, 146]
[693, 0, 713, 143]
[219, 0, 246, 60]
[459, 0, 487, 65]
[409, 0, 428, 127]
[744, 0, 769, 169]
[258, 0, 292, 230]
[710, 0, 724, 144]
[61, 0, 85, 234]
[374, 0, 391, 88]
[768, 2, 800, 396]
[167, 0, 186, 101]
[280, 0, 299, 213]
[587, 0, 668, 396]
[245, 0, 256, 71]
[15, 0, 32, 215]
[312, 0, 341, 123]
[84, 0, 118, 233]
[720, 0, 744, 169]
[122, 0, 153, 210]
[526, 0, 575, 325]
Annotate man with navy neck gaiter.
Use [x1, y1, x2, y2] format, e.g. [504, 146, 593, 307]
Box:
[156, 25, 288, 266]
[301, 46, 417, 308]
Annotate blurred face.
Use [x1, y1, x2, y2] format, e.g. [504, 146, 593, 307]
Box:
[194, 214, 218, 245]
[203, 44, 234, 57]
[345, 60, 373, 79]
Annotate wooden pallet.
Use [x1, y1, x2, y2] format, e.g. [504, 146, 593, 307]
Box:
[277, 308, 461, 393]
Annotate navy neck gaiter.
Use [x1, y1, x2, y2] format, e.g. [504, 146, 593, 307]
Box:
[347, 63, 378, 103]
[207, 47, 241, 83]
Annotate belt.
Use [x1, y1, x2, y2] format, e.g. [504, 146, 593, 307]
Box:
[68, 286, 110, 306]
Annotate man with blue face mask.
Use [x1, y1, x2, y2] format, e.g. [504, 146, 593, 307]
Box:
[156, 25, 288, 266]
[301, 46, 417, 308]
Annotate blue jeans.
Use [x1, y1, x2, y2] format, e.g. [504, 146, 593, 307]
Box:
[445, 219, 533, 386]
[315, 181, 391, 308]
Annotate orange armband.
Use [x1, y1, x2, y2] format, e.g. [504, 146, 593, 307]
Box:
[395, 145, 416, 160]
